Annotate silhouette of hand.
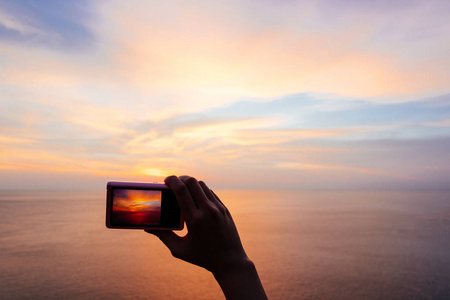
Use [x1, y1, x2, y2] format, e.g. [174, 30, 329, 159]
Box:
[147, 175, 267, 300]
[146, 175, 249, 274]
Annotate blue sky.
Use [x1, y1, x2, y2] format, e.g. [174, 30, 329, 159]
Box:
[0, 0, 94, 49]
[0, 0, 449, 189]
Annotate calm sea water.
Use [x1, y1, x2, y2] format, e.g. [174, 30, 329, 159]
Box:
[0, 189, 449, 300]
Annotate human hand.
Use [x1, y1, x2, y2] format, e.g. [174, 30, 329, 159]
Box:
[146, 175, 249, 275]
[147, 175, 267, 299]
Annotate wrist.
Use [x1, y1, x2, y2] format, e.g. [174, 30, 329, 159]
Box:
[212, 257, 268, 300]
[212, 256, 255, 280]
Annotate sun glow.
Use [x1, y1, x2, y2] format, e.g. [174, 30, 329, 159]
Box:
[113, 189, 161, 212]
[141, 168, 167, 177]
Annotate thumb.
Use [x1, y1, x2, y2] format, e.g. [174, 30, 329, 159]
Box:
[145, 230, 181, 252]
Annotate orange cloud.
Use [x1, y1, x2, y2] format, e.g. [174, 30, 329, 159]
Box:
[275, 162, 412, 180]
[113, 189, 161, 212]
[97, 1, 448, 103]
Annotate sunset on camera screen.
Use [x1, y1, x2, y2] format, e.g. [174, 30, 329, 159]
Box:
[112, 189, 161, 225]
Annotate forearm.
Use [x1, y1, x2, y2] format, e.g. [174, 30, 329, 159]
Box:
[213, 258, 268, 300]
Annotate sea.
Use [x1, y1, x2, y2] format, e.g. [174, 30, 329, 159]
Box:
[0, 189, 449, 300]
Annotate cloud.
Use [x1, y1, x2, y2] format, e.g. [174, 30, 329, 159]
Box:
[90, 0, 450, 101]
[1, 0, 449, 124]
[424, 120, 450, 127]
[0, 0, 95, 49]
[1, 94, 450, 190]
[0, 8, 49, 36]
[0, 1, 449, 189]
[275, 162, 399, 178]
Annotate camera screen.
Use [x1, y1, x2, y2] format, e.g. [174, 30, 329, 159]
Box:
[111, 189, 162, 226]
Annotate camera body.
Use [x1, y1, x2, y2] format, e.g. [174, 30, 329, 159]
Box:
[106, 181, 183, 230]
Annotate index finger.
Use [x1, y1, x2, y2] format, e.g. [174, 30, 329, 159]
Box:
[164, 175, 197, 221]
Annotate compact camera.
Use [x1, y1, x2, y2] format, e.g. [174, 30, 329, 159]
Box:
[106, 181, 183, 230]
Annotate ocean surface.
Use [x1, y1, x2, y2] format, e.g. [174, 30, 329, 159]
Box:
[0, 189, 449, 300]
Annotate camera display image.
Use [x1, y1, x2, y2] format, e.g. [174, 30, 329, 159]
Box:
[111, 189, 162, 226]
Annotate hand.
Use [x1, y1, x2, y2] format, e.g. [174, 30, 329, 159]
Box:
[146, 175, 267, 300]
[146, 175, 248, 274]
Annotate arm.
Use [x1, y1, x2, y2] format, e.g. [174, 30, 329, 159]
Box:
[146, 175, 267, 300]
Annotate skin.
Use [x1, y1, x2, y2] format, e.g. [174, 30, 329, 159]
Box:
[146, 175, 268, 300]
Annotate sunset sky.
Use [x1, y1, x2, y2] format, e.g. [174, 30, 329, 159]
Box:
[113, 189, 161, 212]
[1, 0, 449, 190]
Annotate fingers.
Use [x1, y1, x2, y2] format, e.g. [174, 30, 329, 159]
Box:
[164, 175, 197, 220]
[199, 180, 224, 208]
[179, 175, 211, 209]
[165, 175, 225, 219]
[211, 190, 225, 206]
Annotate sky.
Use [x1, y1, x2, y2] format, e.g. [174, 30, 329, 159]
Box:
[113, 189, 161, 212]
[0, 0, 449, 190]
